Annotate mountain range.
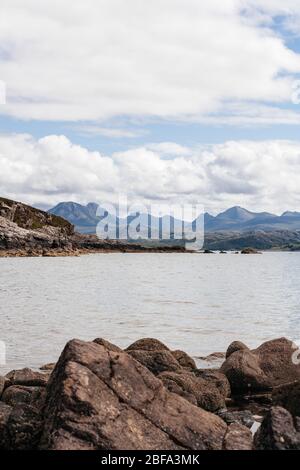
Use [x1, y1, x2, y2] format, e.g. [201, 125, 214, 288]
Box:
[49, 202, 300, 234]
[0, 197, 184, 255]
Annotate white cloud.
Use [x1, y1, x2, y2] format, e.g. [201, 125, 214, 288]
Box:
[0, 133, 118, 206]
[195, 103, 300, 126]
[73, 125, 146, 139]
[243, 1, 300, 42]
[245, 0, 300, 15]
[1, 133, 300, 214]
[0, 0, 300, 123]
[145, 142, 192, 158]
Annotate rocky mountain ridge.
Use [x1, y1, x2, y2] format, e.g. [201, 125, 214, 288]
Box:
[49, 201, 300, 234]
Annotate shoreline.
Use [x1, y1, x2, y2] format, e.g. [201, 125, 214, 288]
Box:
[2, 248, 299, 257]
[0, 245, 187, 258]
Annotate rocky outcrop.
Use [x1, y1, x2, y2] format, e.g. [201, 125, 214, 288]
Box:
[126, 338, 170, 352]
[40, 339, 227, 450]
[254, 406, 300, 450]
[93, 338, 123, 352]
[254, 338, 300, 384]
[2, 404, 43, 450]
[241, 248, 261, 254]
[157, 372, 198, 406]
[0, 197, 73, 235]
[0, 377, 6, 398]
[125, 339, 230, 412]
[216, 409, 254, 429]
[225, 341, 249, 359]
[272, 381, 300, 416]
[0, 198, 75, 255]
[0, 216, 75, 254]
[1, 336, 300, 450]
[1, 385, 45, 408]
[127, 349, 182, 375]
[158, 371, 227, 412]
[171, 350, 196, 369]
[223, 423, 253, 450]
[1, 368, 49, 410]
[126, 338, 196, 375]
[220, 349, 270, 393]
[220, 338, 300, 393]
[6, 368, 50, 387]
[193, 370, 231, 399]
[0, 403, 12, 448]
[39, 363, 56, 372]
[0, 370, 46, 450]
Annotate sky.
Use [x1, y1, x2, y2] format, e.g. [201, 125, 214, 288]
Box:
[1, 0, 300, 214]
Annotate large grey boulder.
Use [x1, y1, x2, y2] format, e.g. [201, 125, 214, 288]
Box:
[126, 338, 170, 352]
[254, 406, 300, 450]
[221, 338, 300, 393]
[223, 423, 253, 450]
[272, 380, 300, 416]
[6, 368, 50, 387]
[40, 339, 227, 450]
[127, 349, 182, 375]
[158, 371, 226, 412]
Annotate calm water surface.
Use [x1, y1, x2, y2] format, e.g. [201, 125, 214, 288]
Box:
[0, 252, 300, 372]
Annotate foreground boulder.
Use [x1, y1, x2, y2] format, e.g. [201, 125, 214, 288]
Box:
[194, 370, 231, 399]
[1, 385, 45, 408]
[2, 336, 300, 450]
[2, 404, 43, 450]
[255, 338, 300, 385]
[158, 371, 226, 412]
[39, 363, 56, 372]
[225, 341, 249, 359]
[6, 368, 49, 387]
[126, 338, 170, 352]
[221, 338, 300, 393]
[217, 409, 254, 429]
[93, 338, 123, 352]
[158, 372, 197, 406]
[272, 381, 300, 416]
[0, 377, 6, 398]
[171, 350, 196, 369]
[127, 349, 182, 375]
[223, 423, 253, 450]
[220, 349, 270, 393]
[126, 338, 197, 375]
[40, 339, 227, 450]
[0, 403, 12, 448]
[254, 406, 300, 450]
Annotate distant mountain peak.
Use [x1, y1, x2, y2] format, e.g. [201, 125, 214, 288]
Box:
[86, 202, 99, 210]
[216, 206, 254, 221]
[48, 201, 300, 235]
[282, 211, 300, 217]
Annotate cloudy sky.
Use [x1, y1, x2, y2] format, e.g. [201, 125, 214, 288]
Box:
[1, 0, 300, 214]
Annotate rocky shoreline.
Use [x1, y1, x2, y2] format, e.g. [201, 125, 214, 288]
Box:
[1, 336, 300, 450]
[0, 197, 186, 256]
[0, 243, 187, 258]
